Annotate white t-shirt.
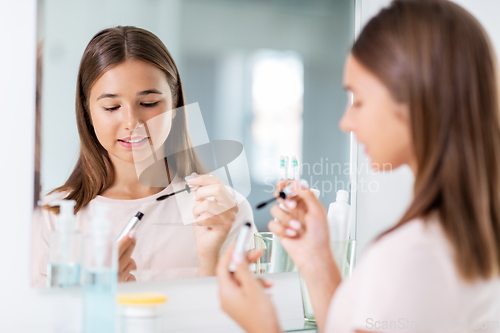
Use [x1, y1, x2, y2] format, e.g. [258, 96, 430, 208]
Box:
[32, 176, 256, 287]
[326, 216, 500, 333]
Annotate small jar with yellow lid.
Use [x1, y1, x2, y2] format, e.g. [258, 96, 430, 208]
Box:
[117, 292, 167, 333]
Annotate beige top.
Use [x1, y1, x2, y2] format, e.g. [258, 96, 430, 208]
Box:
[32, 176, 255, 288]
[326, 216, 500, 332]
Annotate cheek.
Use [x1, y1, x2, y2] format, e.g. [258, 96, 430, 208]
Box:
[90, 112, 118, 147]
[354, 106, 381, 144]
[372, 112, 412, 168]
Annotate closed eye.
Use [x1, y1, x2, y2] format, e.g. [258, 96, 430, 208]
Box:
[104, 106, 120, 111]
[141, 102, 159, 107]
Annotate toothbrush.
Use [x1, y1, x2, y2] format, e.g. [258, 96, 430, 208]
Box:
[291, 156, 300, 181]
[279, 156, 289, 180]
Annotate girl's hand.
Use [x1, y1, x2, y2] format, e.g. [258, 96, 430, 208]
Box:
[216, 244, 281, 333]
[187, 174, 239, 276]
[268, 180, 332, 272]
[117, 230, 137, 282]
[268, 181, 341, 332]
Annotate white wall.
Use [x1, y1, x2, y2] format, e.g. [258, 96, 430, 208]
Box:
[355, 0, 500, 258]
[0, 1, 77, 331]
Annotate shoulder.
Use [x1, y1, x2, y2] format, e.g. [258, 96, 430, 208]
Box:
[346, 215, 500, 328]
[353, 216, 460, 317]
[36, 190, 71, 228]
[367, 215, 452, 264]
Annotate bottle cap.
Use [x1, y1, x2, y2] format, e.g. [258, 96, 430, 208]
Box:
[117, 293, 168, 305]
[336, 190, 349, 203]
[49, 199, 77, 232]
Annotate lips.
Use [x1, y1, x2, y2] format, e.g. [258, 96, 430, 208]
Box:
[118, 137, 148, 143]
[118, 136, 149, 149]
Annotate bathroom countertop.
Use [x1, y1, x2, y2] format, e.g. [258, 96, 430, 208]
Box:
[116, 271, 310, 332]
[28, 271, 313, 333]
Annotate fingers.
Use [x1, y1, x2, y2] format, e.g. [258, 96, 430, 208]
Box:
[118, 231, 137, 282]
[194, 211, 236, 228]
[290, 186, 325, 216]
[195, 183, 236, 208]
[268, 219, 287, 238]
[119, 259, 137, 281]
[246, 249, 264, 264]
[118, 230, 136, 257]
[120, 239, 136, 260]
[256, 277, 273, 289]
[185, 174, 220, 187]
[233, 253, 258, 291]
[126, 274, 136, 282]
[274, 180, 296, 197]
[216, 243, 237, 287]
[270, 205, 303, 236]
[120, 258, 137, 273]
[193, 199, 233, 219]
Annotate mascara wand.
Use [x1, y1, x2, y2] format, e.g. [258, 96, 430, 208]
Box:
[256, 191, 286, 209]
[157, 183, 194, 201]
[256, 182, 296, 209]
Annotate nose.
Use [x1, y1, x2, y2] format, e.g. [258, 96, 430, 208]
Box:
[339, 104, 355, 133]
[122, 105, 141, 131]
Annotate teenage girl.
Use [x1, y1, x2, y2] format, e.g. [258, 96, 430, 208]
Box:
[33, 26, 255, 286]
[217, 1, 500, 332]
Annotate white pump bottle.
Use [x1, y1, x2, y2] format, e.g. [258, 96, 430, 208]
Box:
[47, 199, 82, 287]
[327, 190, 351, 241]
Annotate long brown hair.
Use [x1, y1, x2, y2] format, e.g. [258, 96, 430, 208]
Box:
[46, 26, 204, 214]
[353, 0, 500, 282]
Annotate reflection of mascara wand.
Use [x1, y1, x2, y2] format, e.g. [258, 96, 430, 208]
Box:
[256, 191, 286, 209]
[256, 183, 296, 209]
[156, 184, 196, 201]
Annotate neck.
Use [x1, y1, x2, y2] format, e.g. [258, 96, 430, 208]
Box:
[102, 148, 168, 199]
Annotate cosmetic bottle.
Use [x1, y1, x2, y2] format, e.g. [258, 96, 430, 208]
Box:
[327, 190, 356, 278]
[327, 190, 351, 242]
[117, 293, 167, 333]
[47, 200, 82, 288]
[82, 203, 118, 333]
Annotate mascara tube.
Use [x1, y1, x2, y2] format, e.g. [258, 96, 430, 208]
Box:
[116, 211, 144, 243]
[229, 222, 252, 272]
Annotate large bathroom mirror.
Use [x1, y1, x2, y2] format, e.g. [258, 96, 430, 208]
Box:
[33, 0, 356, 288]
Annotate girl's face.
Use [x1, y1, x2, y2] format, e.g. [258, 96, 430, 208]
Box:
[340, 55, 415, 172]
[88, 60, 174, 164]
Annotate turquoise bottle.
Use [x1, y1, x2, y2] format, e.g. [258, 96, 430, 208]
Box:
[82, 203, 118, 333]
[47, 200, 82, 288]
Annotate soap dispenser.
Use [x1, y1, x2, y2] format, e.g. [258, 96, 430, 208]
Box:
[82, 203, 118, 333]
[47, 199, 82, 288]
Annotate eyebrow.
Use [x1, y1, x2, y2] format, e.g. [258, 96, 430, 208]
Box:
[96, 89, 163, 101]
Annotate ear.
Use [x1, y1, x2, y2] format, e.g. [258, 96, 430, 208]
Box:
[395, 102, 410, 122]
